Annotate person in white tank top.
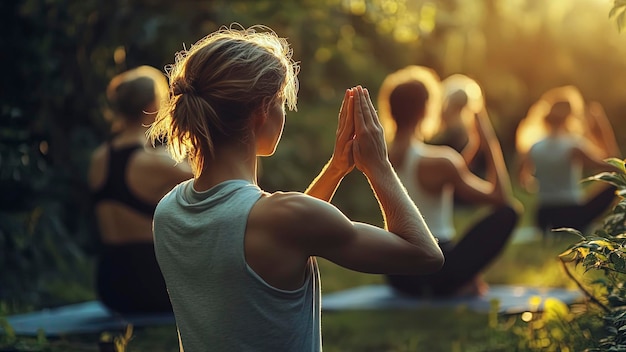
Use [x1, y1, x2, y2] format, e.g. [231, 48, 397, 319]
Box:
[516, 86, 621, 235]
[378, 66, 520, 297]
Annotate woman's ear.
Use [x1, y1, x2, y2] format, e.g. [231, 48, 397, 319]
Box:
[252, 97, 273, 128]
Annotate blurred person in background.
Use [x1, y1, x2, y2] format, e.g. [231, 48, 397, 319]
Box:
[88, 66, 192, 313]
[516, 85, 621, 236]
[429, 73, 483, 164]
[380, 66, 520, 297]
[429, 73, 488, 204]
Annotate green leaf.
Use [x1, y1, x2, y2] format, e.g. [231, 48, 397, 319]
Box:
[559, 247, 582, 262]
[584, 172, 626, 189]
[591, 277, 609, 286]
[583, 252, 599, 268]
[610, 252, 626, 272]
[553, 227, 586, 239]
[605, 158, 626, 173]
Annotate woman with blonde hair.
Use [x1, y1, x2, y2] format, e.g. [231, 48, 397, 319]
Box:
[380, 65, 519, 297]
[88, 65, 192, 313]
[516, 85, 621, 234]
[148, 25, 442, 351]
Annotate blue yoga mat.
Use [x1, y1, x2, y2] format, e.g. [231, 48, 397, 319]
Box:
[321, 284, 584, 314]
[2, 301, 175, 337]
[2, 285, 583, 337]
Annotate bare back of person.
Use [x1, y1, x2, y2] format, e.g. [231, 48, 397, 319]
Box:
[89, 138, 191, 244]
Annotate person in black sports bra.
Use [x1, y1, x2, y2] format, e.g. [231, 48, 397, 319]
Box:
[88, 66, 192, 313]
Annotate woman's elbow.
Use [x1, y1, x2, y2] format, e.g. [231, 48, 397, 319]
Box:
[409, 247, 444, 275]
[424, 248, 445, 273]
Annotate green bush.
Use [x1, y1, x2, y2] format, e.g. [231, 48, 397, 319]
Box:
[529, 157, 626, 351]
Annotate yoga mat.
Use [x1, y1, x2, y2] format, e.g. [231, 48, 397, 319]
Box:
[1, 301, 175, 337]
[321, 284, 584, 314]
[2, 285, 584, 337]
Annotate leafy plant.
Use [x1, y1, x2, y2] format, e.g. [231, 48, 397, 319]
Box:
[557, 157, 626, 351]
[0, 318, 49, 352]
[98, 325, 133, 352]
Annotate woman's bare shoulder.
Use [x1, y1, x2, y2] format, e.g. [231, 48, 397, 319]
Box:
[252, 191, 344, 230]
[87, 144, 110, 189]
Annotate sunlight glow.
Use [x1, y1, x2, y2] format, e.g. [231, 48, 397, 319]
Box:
[351, 0, 435, 42]
[39, 141, 48, 155]
[315, 47, 333, 63]
[113, 46, 126, 65]
[393, 25, 419, 42]
[528, 295, 542, 311]
[347, 0, 367, 16]
[337, 25, 356, 52]
[419, 2, 437, 33]
[381, 0, 398, 14]
[521, 311, 533, 322]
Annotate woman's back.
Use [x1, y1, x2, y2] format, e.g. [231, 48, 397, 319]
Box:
[529, 134, 584, 205]
[89, 140, 185, 244]
[395, 143, 455, 241]
[154, 179, 321, 351]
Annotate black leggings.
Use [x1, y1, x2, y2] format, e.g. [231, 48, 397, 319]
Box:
[97, 243, 172, 314]
[386, 205, 519, 297]
[537, 185, 616, 233]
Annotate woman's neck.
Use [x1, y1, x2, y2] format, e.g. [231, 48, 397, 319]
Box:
[394, 129, 422, 146]
[193, 143, 258, 192]
[113, 124, 149, 147]
[547, 125, 567, 136]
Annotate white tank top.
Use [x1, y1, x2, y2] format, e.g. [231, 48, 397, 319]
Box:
[396, 143, 456, 241]
[529, 134, 584, 205]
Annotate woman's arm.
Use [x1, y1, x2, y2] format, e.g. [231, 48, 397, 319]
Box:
[343, 86, 442, 269]
[305, 89, 355, 201]
[433, 109, 515, 207]
[285, 86, 443, 275]
[249, 86, 443, 282]
[473, 109, 513, 204]
[586, 101, 622, 158]
[516, 151, 537, 194]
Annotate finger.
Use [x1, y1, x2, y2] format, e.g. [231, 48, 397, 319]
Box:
[346, 91, 355, 138]
[339, 89, 350, 120]
[337, 89, 350, 132]
[354, 86, 366, 133]
[363, 88, 381, 128]
[357, 86, 373, 129]
[338, 89, 354, 139]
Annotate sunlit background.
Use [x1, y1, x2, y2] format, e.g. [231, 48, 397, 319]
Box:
[2, 0, 626, 350]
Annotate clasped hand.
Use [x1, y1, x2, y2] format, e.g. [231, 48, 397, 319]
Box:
[330, 86, 389, 178]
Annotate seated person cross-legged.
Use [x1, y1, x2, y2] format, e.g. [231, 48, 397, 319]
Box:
[516, 86, 621, 235]
[378, 66, 520, 297]
[88, 66, 192, 313]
